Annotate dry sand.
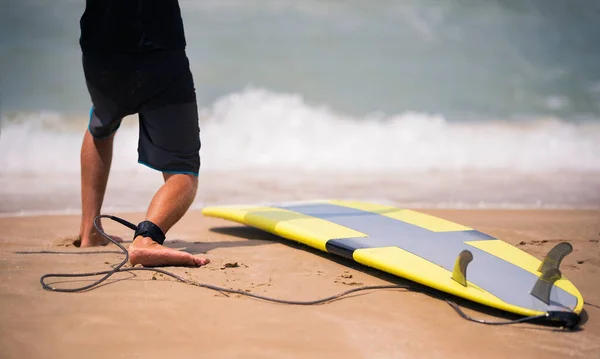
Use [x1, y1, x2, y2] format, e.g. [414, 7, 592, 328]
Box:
[1, 208, 599, 358]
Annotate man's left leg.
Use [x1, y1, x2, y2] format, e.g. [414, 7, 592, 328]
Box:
[78, 128, 124, 247]
[79, 53, 129, 247]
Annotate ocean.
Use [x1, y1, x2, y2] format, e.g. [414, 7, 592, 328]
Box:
[1, 0, 600, 215]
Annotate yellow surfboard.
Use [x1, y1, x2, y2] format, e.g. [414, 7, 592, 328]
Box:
[202, 200, 584, 324]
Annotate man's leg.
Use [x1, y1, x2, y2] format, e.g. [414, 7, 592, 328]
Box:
[128, 173, 210, 267]
[78, 129, 123, 247]
[126, 49, 207, 267]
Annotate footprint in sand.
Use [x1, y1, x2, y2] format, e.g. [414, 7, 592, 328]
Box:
[52, 236, 79, 247]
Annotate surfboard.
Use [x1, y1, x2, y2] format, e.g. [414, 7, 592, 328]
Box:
[201, 199, 584, 322]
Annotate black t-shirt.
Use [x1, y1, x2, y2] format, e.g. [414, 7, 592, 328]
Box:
[79, 0, 187, 54]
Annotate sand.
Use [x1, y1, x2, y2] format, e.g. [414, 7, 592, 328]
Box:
[1, 208, 599, 358]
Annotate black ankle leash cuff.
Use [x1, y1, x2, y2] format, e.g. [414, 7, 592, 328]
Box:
[134, 220, 166, 245]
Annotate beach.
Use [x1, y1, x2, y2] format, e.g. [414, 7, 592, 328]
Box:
[2, 1, 600, 357]
[1, 199, 599, 358]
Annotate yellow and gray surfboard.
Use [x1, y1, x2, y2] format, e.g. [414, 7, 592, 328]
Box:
[202, 200, 584, 324]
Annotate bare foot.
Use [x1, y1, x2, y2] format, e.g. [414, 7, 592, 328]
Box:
[78, 227, 124, 247]
[128, 236, 210, 267]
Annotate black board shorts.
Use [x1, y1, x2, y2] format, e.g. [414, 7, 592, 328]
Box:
[83, 48, 200, 176]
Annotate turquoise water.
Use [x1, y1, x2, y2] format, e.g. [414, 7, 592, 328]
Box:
[1, 0, 599, 213]
[2, 0, 600, 119]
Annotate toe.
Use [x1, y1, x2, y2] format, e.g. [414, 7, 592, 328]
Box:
[194, 257, 210, 267]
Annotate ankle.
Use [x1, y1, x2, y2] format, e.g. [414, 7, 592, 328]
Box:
[132, 236, 161, 248]
[80, 226, 99, 238]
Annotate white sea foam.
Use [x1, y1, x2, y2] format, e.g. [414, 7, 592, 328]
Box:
[1, 87, 599, 175]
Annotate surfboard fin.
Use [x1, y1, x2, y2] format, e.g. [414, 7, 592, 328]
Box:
[537, 242, 573, 273]
[451, 250, 473, 287]
[531, 267, 562, 304]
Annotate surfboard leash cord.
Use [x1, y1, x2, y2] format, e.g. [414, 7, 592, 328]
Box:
[39, 214, 581, 330]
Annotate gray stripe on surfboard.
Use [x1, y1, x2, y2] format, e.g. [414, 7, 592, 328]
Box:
[276, 203, 578, 313]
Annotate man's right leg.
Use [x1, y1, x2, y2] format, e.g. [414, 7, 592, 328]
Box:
[126, 49, 208, 267]
[128, 173, 209, 267]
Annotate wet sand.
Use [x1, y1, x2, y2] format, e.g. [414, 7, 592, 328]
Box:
[1, 207, 599, 358]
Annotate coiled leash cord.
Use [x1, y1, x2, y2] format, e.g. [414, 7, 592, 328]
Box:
[40, 214, 576, 329]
